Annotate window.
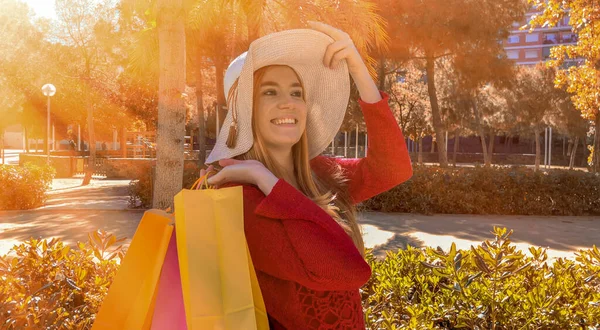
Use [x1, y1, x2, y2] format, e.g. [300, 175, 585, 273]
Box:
[507, 35, 520, 44]
[525, 50, 538, 59]
[544, 33, 558, 44]
[525, 33, 539, 43]
[562, 33, 577, 43]
[542, 47, 551, 60]
[506, 50, 519, 59]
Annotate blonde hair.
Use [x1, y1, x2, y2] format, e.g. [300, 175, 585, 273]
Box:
[228, 65, 365, 257]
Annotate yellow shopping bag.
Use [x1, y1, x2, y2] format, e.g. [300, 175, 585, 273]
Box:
[175, 180, 269, 330]
[92, 209, 174, 330]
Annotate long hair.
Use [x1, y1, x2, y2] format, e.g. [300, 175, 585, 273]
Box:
[229, 65, 365, 257]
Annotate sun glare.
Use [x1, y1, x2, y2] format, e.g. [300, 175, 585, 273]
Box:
[21, 0, 57, 19]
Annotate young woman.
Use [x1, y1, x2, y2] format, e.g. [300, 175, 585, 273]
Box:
[201, 22, 412, 329]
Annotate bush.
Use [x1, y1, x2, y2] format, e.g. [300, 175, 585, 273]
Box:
[361, 165, 600, 215]
[361, 227, 600, 329]
[0, 163, 55, 210]
[128, 162, 202, 208]
[2, 229, 598, 329]
[0, 231, 125, 329]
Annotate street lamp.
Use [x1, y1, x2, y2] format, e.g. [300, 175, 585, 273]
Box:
[42, 84, 56, 163]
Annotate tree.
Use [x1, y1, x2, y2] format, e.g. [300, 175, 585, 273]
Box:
[550, 89, 591, 169]
[146, 0, 187, 209]
[474, 85, 511, 166]
[382, 0, 528, 167]
[527, 0, 600, 172]
[387, 63, 432, 164]
[505, 65, 557, 171]
[54, 0, 121, 184]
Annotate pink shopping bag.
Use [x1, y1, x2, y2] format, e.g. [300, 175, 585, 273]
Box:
[151, 230, 187, 330]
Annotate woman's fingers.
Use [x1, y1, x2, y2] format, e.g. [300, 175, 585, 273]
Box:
[219, 158, 243, 167]
[330, 48, 352, 69]
[323, 40, 348, 68]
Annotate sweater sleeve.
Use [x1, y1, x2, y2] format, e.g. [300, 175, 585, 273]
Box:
[241, 180, 372, 291]
[310, 91, 413, 204]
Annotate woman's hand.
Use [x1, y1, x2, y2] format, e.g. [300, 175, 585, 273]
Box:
[307, 21, 382, 104]
[201, 159, 279, 196]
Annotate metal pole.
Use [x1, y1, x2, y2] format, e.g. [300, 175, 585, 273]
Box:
[216, 104, 220, 137]
[331, 134, 335, 155]
[77, 124, 81, 151]
[344, 131, 347, 158]
[549, 127, 552, 168]
[355, 124, 359, 158]
[544, 127, 548, 168]
[52, 124, 55, 151]
[46, 96, 50, 163]
[113, 129, 118, 150]
[365, 133, 368, 157]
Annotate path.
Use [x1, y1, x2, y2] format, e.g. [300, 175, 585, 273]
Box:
[0, 179, 598, 261]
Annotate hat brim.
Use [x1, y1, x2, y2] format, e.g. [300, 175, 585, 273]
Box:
[206, 29, 350, 164]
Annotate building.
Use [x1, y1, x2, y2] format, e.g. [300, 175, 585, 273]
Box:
[503, 9, 578, 66]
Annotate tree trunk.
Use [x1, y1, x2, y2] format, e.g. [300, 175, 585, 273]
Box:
[452, 128, 460, 167]
[24, 127, 29, 153]
[82, 94, 96, 186]
[472, 99, 489, 166]
[1, 130, 4, 164]
[567, 139, 572, 157]
[121, 127, 127, 158]
[196, 50, 207, 166]
[534, 127, 541, 171]
[215, 58, 226, 132]
[418, 136, 423, 165]
[487, 131, 495, 166]
[425, 55, 448, 167]
[377, 56, 386, 91]
[569, 136, 579, 170]
[505, 135, 512, 154]
[430, 137, 435, 153]
[581, 134, 588, 167]
[153, 0, 187, 209]
[593, 115, 600, 173]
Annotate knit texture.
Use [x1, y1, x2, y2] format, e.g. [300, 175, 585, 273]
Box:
[226, 92, 412, 329]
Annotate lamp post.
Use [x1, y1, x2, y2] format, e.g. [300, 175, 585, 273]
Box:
[42, 84, 56, 163]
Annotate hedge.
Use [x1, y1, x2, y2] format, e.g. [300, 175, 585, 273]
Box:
[128, 162, 200, 208]
[362, 227, 600, 329]
[0, 163, 55, 210]
[361, 165, 600, 216]
[1, 229, 598, 329]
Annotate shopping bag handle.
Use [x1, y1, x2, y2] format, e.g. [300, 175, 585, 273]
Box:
[190, 172, 216, 190]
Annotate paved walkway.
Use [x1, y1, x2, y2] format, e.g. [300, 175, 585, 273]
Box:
[0, 178, 598, 261]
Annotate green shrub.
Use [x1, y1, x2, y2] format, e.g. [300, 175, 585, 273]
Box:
[361, 165, 600, 215]
[0, 163, 55, 210]
[128, 162, 202, 208]
[361, 227, 600, 329]
[0, 231, 125, 329]
[2, 229, 598, 329]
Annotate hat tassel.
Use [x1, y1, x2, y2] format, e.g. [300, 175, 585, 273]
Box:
[226, 121, 238, 148]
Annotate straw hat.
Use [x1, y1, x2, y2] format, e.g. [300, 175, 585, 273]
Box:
[205, 29, 351, 165]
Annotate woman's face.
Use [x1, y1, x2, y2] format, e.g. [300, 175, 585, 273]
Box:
[254, 66, 308, 152]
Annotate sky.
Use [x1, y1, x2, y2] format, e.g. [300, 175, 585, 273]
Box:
[22, 0, 57, 19]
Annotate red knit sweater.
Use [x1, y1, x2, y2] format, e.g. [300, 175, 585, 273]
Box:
[226, 92, 412, 329]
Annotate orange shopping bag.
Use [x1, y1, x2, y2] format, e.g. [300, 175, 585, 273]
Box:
[174, 180, 269, 330]
[92, 210, 173, 330]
